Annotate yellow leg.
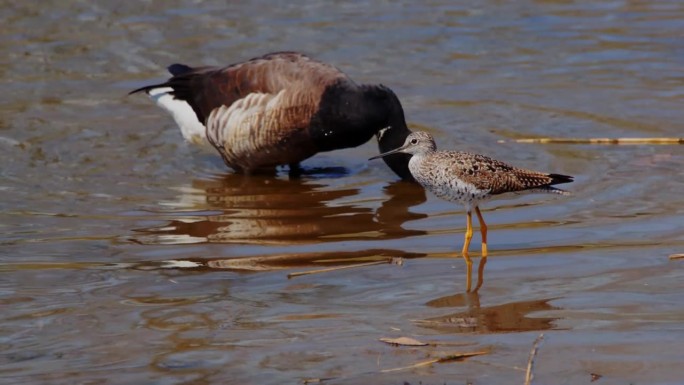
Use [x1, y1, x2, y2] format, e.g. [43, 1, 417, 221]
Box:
[462, 210, 474, 292]
[475, 206, 488, 258]
[474, 206, 488, 292]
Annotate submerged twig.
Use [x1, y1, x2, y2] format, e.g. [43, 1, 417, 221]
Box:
[499, 137, 684, 145]
[380, 358, 439, 373]
[524, 333, 545, 385]
[287, 259, 391, 278]
[668, 253, 684, 260]
[380, 350, 490, 373]
[302, 377, 335, 384]
[437, 351, 490, 363]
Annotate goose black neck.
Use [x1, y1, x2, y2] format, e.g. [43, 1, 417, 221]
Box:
[369, 85, 413, 181]
[309, 81, 413, 180]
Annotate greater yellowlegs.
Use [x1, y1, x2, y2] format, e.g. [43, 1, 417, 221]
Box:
[370, 131, 573, 291]
[130, 51, 413, 178]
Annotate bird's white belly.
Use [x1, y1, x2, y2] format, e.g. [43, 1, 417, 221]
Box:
[409, 157, 490, 211]
[427, 178, 488, 204]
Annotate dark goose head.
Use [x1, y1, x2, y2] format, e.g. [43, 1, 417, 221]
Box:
[368, 85, 414, 181]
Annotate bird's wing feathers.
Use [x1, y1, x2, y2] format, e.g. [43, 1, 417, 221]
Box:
[186, 52, 347, 123]
[133, 52, 349, 126]
[205, 89, 319, 171]
[438, 151, 561, 195]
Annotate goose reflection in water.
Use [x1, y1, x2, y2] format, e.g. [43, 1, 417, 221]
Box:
[132, 173, 427, 245]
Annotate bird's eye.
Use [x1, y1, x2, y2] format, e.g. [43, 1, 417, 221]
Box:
[410, 138, 418, 145]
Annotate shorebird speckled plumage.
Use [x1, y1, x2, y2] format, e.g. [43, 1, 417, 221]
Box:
[370, 131, 573, 291]
[130, 51, 413, 178]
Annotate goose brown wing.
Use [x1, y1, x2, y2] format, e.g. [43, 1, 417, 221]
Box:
[205, 88, 322, 171]
[165, 52, 348, 124]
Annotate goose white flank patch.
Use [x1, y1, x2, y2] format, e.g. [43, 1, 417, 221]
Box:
[130, 51, 413, 178]
[146, 86, 210, 147]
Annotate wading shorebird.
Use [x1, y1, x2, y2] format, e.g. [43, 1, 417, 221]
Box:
[370, 131, 573, 292]
[130, 51, 412, 178]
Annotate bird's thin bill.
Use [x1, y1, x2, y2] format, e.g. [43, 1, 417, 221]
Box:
[368, 147, 405, 161]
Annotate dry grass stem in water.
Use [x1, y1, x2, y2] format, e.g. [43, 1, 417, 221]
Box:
[668, 253, 684, 260]
[303, 377, 335, 384]
[499, 137, 684, 145]
[287, 258, 395, 278]
[524, 333, 545, 385]
[380, 350, 489, 373]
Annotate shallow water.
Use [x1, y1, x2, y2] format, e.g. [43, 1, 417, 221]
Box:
[2, 1, 684, 384]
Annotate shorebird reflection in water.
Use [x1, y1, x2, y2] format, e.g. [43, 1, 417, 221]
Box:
[370, 131, 574, 292]
[130, 51, 413, 179]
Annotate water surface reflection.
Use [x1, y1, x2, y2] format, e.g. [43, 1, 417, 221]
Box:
[419, 292, 561, 333]
[132, 175, 427, 245]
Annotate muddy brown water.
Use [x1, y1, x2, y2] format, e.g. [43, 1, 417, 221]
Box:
[2, 1, 684, 384]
